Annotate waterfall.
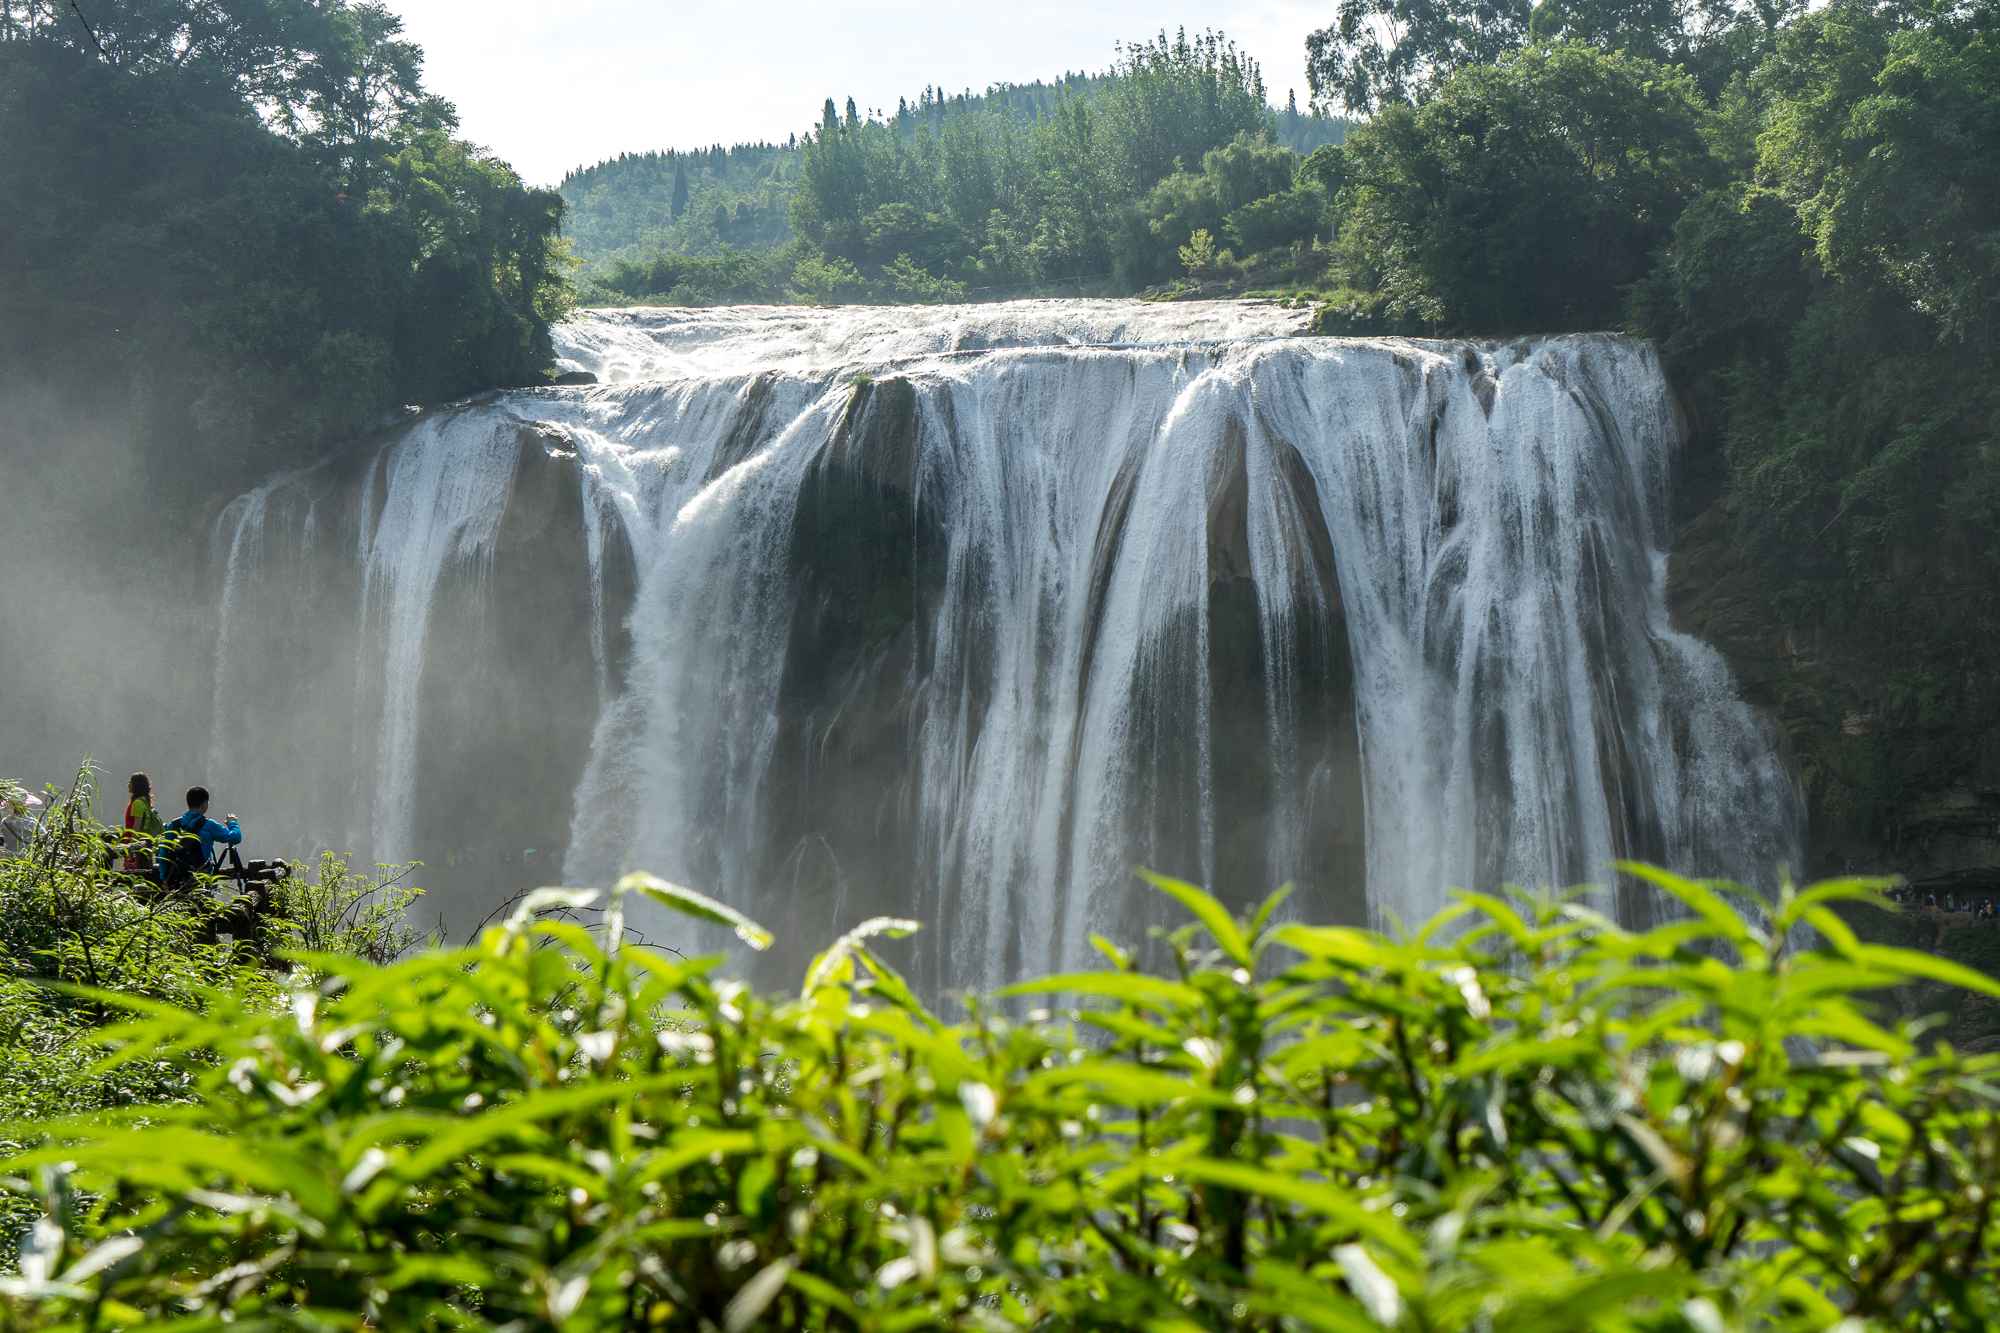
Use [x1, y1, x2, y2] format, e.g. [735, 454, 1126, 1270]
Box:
[209, 301, 1802, 986]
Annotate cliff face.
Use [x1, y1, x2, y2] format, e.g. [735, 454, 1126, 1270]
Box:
[1668, 446, 2000, 888]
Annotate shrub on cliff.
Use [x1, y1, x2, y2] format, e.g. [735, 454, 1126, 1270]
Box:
[2, 864, 1997, 1330]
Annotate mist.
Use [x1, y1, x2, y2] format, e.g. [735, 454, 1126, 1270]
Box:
[0, 372, 214, 812]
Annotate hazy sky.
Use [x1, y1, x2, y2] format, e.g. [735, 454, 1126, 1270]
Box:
[386, 1, 1331, 186]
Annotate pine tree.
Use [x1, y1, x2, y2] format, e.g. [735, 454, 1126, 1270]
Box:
[671, 162, 689, 219]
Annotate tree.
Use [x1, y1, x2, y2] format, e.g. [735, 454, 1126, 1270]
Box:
[670, 160, 688, 219]
[0, 0, 572, 479]
[1759, 0, 2000, 350]
[1305, 0, 1534, 114]
[1179, 227, 1218, 275]
[1327, 41, 1717, 332]
[1096, 28, 1272, 193]
[1305, 0, 1794, 113]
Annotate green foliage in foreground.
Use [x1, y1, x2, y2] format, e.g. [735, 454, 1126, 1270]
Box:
[3, 865, 1999, 1330]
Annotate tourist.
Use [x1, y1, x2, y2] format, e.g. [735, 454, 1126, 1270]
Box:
[0, 786, 40, 857]
[166, 786, 242, 871]
[121, 772, 163, 873]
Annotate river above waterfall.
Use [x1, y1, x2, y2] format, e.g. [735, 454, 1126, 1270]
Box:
[210, 300, 1802, 986]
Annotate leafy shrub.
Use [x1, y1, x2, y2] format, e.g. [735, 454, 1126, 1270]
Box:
[1223, 184, 1325, 257]
[271, 855, 427, 966]
[2, 864, 1998, 1330]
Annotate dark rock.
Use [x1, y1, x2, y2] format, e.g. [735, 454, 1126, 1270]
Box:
[549, 370, 598, 386]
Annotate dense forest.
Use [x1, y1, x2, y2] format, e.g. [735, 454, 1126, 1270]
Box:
[0, 0, 572, 483]
[560, 141, 801, 271]
[562, 40, 1348, 302]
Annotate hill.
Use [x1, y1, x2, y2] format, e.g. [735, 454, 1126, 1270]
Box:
[557, 49, 1347, 279]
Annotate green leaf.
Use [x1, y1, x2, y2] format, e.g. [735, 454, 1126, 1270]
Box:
[1504, 1269, 1683, 1332]
[1615, 862, 1766, 959]
[1250, 882, 1296, 940]
[854, 946, 936, 1025]
[1136, 868, 1252, 965]
[724, 1257, 796, 1333]
[1778, 875, 1901, 932]
[619, 872, 774, 950]
[1002, 971, 1204, 1011]
[1842, 941, 2000, 1001]
[505, 886, 600, 932]
[1167, 1159, 1417, 1257]
[1273, 921, 1409, 965]
[802, 917, 922, 998]
[786, 1267, 864, 1321]
[1448, 890, 1537, 948]
[1034, 1064, 1233, 1109]
[1246, 1259, 1379, 1333]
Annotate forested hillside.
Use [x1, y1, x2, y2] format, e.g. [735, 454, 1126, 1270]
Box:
[560, 36, 1348, 299]
[560, 141, 800, 270]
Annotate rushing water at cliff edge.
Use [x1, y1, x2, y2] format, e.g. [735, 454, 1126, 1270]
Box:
[209, 301, 1802, 987]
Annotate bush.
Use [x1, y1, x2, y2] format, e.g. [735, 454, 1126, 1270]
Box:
[1224, 184, 1325, 256]
[2, 864, 1998, 1330]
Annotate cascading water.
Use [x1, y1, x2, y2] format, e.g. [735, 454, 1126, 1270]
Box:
[209, 301, 1802, 987]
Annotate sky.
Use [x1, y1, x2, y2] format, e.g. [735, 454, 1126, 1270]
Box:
[384, 1, 1332, 186]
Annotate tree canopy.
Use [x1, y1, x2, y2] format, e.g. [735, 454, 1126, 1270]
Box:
[1326, 42, 1718, 332]
[0, 0, 572, 486]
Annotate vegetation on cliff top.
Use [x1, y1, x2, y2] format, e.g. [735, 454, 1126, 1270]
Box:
[558, 67, 1347, 295]
[574, 32, 1349, 307]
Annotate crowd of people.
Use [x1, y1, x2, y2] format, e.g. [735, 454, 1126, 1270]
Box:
[1883, 884, 2000, 920]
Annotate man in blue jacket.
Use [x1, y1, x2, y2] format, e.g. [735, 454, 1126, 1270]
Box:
[171, 786, 241, 867]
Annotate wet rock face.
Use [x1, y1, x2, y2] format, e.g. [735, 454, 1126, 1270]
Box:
[756, 377, 1368, 989]
[1203, 420, 1364, 929]
[407, 426, 620, 929]
[758, 379, 944, 980]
